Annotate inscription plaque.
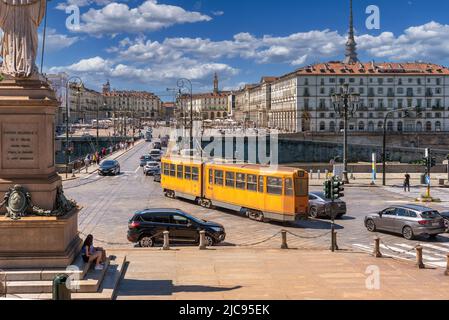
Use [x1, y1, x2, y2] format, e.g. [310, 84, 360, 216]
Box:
[2, 123, 39, 169]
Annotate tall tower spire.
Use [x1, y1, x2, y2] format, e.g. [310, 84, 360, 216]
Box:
[213, 72, 219, 93]
[343, 0, 359, 64]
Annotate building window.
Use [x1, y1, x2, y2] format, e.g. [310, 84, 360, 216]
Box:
[436, 121, 442, 131]
[329, 121, 336, 132]
[358, 121, 365, 131]
[368, 122, 374, 132]
[387, 121, 394, 131]
[397, 122, 403, 132]
[319, 122, 326, 131]
[416, 122, 422, 132]
[377, 121, 383, 130]
[426, 121, 432, 132]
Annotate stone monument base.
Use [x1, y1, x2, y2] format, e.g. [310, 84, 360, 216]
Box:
[0, 209, 81, 269]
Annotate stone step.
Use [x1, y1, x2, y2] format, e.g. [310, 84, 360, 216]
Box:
[3, 258, 110, 294]
[1, 255, 93, 282]
[1, 254, 127, 300]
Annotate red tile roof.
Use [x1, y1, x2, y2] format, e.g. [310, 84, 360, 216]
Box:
[284, 61, 449, 77]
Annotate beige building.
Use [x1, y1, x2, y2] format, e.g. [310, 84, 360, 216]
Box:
[102, 81, 162, 120]
[178, 73, 231, 121]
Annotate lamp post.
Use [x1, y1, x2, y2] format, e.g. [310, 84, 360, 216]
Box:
[177, 78, 193, 151]
[65, 76, 83, 179]
[382, 107, 417, 186]
[331, 83, 360, 183]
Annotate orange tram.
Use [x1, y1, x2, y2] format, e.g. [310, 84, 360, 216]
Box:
[161, 155, 309, 222]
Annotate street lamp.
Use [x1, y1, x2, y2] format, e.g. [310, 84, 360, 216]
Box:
[65, 76, 83, 179]
[177, 78, 193, 151]
[331, 83, 360, 183]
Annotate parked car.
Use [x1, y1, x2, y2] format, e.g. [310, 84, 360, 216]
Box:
[149, 149, 163, 161]
[143, 161, 160, 176]
[153, 168, 161, 183]
[308, 192, 347, 219]
[98, 160, 120, 176]
[127, 209, 226, 247]
[140, 155, 152, 167]
[438, 212, 449, 231]
[365, 204, 446, 240]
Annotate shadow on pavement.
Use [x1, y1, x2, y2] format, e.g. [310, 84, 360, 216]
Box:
[117, 279, 241, 296]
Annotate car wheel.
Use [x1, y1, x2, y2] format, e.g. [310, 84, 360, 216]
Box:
[402, 226, 414, 240]
[309, 206, 319, 219]
[205, 235, 215, 247]
[366, 219, 376, 232]
[139, 236, 154, 248]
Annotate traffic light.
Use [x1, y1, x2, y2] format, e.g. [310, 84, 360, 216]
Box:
[423, 156, 429, 168]
[332, 178, 345, 200]
[430, 157, 436, 168]
[324, 180, 332, 199]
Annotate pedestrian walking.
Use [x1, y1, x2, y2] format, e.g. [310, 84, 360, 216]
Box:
[84, 155, 90, 173]
[404, 172, 411, 192]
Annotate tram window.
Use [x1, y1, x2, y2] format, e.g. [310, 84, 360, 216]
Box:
[209, 169, 213, 184]
[285, 178, 294, 196]
[177, 165, 183, 179]
[214, 170, 224, 185]
[192, 167, 199, 181]
[247, 174, 257, 192]
[258, 176, 264, 193]
[236, 173, 246, 190]
[163, 163, 169, 176]
[267, 177, 283, 195]
[225, 172, 235, 188]
[295, 178, 308, 196]
[185, 166, 192, 180]
[169, 164, 176, 177]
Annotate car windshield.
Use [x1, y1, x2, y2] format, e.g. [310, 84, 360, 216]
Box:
[147, 162, 158, 166]
[312, 192, 329, 200]
[102, 161, 115, 166]
[185, 214, 206, 224]
[420, 211, 440, 219]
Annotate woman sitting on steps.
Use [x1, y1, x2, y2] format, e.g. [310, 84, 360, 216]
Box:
[81, 234, 107, 271]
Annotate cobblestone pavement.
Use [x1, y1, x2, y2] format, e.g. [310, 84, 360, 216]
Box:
[63, 131, 449, 270]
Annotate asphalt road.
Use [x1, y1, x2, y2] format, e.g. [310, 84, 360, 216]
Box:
[63, 138, 449, 269]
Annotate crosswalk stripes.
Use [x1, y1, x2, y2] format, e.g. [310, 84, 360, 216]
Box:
[353, 242, 448, 268]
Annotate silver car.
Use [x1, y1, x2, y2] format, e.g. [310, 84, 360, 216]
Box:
[308, 192, 347, 219]
[365, 204, 446, 240]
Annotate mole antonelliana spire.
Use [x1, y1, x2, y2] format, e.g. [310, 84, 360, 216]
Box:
[343, 0, 359, 64]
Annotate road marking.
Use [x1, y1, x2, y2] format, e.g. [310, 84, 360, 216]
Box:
[135, 166, 141, 173]
[380, 244, 441, 261]
[353, 244, 371, 250]
[395, 243, 447, 258]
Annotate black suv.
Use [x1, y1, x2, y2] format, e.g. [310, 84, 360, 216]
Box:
[127, 209, 226, 247]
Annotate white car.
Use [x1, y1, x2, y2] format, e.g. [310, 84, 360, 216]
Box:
[149, 149, 163, 161]
[143, 161, 160, 176]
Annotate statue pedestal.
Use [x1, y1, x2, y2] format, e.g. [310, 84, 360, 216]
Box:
[0, 76, 80, 269]
[0, 209, 81, 268]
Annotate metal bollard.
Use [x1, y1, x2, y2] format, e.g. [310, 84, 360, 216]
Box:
[52, 274, 71, 300]
[71, 169, 76, 178]
[334, 231, 339, 251]
[415, 245, 425, 269]
[162, 231, 170, 251]
[330, 227, 339, 252]
[199, 230, 207, 250]
[281, 230, 288, 249]
[373, 237, 382, 258]
[317, 170, 321, 180]
[445, 253, 449, 276]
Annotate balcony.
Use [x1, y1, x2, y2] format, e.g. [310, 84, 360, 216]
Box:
[432, 106, 445, 111]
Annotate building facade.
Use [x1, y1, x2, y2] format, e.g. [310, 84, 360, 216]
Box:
[269, 62, 449, 133]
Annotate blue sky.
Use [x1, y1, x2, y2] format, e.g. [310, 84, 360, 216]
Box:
[33, 0, 449, 100]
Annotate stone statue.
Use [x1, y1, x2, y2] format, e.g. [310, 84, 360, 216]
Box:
[0, 0, 47, 78]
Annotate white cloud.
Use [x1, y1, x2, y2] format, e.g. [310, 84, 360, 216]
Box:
[56, 0, 121, 10]
[358, 21, 449, 61]
[39, 29, 79, 52]
[69, 0, 212, 36]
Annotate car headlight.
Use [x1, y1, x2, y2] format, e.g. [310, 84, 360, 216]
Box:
[210, 227, 223, 233]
